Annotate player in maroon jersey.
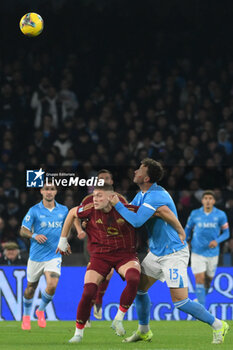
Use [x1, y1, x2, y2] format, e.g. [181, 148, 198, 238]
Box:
[75, 169, 128, 322]
[56, 184, 140, 343]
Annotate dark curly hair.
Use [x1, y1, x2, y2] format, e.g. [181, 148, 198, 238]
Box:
[141, 158, 164, 183]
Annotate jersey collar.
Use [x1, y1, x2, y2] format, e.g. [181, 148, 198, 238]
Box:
[39, 200, 58, 210]
[201, 206, 216, 214]
[143, 182, 157, 194]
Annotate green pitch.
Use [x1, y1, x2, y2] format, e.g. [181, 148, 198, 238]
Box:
[0, 320, 232, 350]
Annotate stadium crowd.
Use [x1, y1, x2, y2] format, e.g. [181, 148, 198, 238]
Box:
[0, 1, 233, 263]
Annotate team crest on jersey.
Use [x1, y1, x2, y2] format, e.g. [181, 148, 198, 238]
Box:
[96, 218, 103, 224]
[58, 214, 63, 218]
[40, 215, 45, 218]
[116, 218, 125, 225]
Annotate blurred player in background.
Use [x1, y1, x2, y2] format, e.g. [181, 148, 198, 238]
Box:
[75, 169, 128, 323]
[57, 184, 140, 343]
[110, 158, 229, 345]
[20, 182, 68, 330]
[185, 190, 230, 306]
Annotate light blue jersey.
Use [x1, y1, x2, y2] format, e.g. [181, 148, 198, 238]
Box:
[185, 207, 229, 257]
[22, 201, 68, 262]
[115, 183, 187, 256]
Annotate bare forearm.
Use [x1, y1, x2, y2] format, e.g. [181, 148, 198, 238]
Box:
[61, 207, 77, 238]
[73, 218, 86, 239]
[20, 226, 33, 239]
[156, 206, 186, 239]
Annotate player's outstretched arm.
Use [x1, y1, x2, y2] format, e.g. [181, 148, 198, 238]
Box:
[156, 205, 186, 244]
[56, 207, 78, 255]
[20, 226, 47, 244]
[111, 196, 155, 228]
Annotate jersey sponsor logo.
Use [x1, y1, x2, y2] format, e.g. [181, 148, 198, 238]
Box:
[96, 218, 103, 224]
[116, 218, 125, 225]
[198, 222, 217, 228]
[47, 221, 63, 228]
[107, 227, 119, 236]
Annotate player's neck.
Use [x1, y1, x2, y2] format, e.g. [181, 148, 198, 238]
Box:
[204, 207, 213, 213]
[139, 182, 153, 193]
[102, 204, 112, 213]
[43, 199, 55, 209]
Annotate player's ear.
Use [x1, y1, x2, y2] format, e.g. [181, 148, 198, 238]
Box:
[144, 175, 150, 183]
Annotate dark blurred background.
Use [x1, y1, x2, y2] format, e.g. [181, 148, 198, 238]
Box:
[0, 0, 233, 264]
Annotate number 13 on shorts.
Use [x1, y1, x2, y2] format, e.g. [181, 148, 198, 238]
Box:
[169, 268, 179, 281]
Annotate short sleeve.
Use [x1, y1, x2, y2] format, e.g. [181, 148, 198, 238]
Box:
[76, 203, 93, 219]
[22, 207, 35, 231]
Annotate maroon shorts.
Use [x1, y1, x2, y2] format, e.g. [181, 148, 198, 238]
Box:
[87, 252, 139, 278]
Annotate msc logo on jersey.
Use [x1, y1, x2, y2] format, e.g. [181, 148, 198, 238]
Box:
[26, 169, 45, 188]
[40, 221, 63, 228]
[48, 221, 63, 228]
[198, 222, 217, 228]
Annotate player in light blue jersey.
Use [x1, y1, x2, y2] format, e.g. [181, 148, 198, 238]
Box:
[20, 182, 68, 331]
[185, 190, 230, 307]
[110, 158, 229, 344]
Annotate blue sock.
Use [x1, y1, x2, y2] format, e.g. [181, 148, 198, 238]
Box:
[38, 290, 54, 311]
[23, 297, 33, 316]
[136, 291, 151, 325]
[174, 298, 214, 325]
[196, 284, 206, 306]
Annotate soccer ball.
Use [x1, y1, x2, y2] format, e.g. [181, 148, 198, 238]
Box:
[19, 13, 44, 37]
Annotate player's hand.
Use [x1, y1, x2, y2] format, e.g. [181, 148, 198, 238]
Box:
[77, 230, 86, 240]
[56, 243, 72, 255]
[34, 234, 47, 244]
[209, 240, 218, 248]
[109, 193, 120, 206]
[178, 232, 185, 245]
[81, 219, 88, 230]
[56, 236, 71, 255]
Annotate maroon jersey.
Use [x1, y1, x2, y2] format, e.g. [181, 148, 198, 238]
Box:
[76, 203, 137, 255]
[81, 192, 128, 205]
